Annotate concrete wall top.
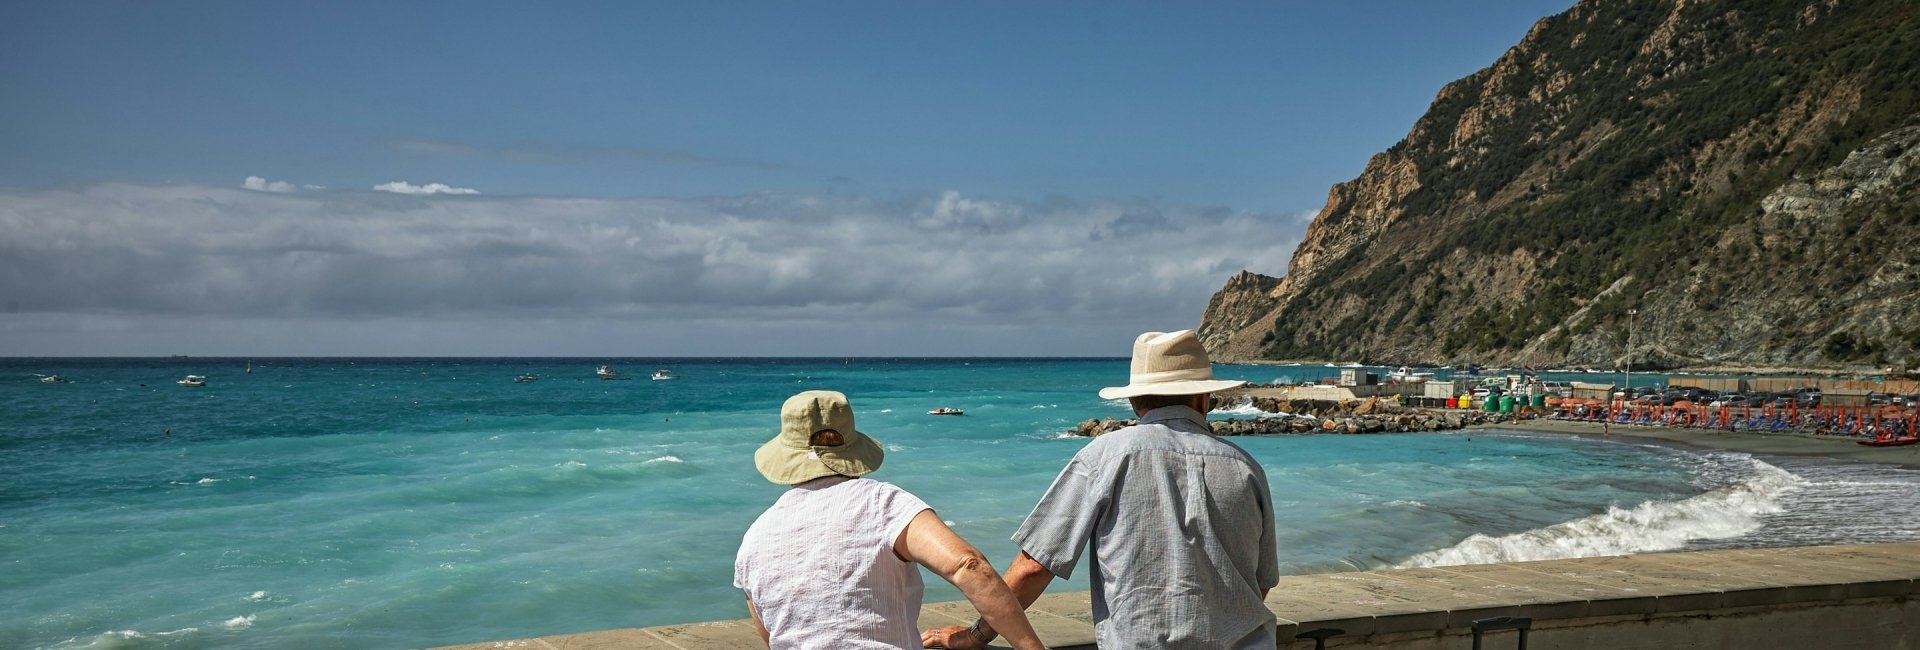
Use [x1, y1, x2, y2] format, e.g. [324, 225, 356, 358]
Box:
[432, 542, 1920, 650]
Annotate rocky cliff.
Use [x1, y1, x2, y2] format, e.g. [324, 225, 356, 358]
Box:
[1202, 0, 1920, 372]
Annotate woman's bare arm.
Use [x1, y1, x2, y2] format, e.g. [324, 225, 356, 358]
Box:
[894, 510, 1045, 650]
[744, 596, 769, 647]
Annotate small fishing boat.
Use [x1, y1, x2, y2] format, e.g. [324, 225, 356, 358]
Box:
[39, 374, 67, 383]
[177, 375, 207, 387]
[1858, 436, 1918, 447]
[651, 369, 677, 381]
[514, 374, 539, 383]
[597, 365, 627, 381]
[928, 407, 964, 416]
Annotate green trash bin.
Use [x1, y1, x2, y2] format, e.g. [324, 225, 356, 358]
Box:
[1533, 394, 1547, 408]
[1483, 395, 1498, 412]
[1499, 395, 1515, 413]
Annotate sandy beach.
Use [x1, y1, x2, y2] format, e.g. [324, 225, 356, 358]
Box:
[1480, 419, 1920, 470]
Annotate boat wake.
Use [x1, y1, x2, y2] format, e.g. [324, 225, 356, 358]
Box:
[1396, 458, 1803, 568]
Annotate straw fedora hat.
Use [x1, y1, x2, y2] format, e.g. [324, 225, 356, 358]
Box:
[1097, 330, 1247, 400]
[754, 390, 886, 485]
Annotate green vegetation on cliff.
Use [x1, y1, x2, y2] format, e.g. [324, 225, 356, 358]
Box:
[1217, 0, 1920, 371]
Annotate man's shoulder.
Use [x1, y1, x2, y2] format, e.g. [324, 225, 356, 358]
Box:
[1091, 420, 1249, 456]
[1079, 422, 1168, 455]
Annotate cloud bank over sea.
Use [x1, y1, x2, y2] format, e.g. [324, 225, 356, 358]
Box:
[0, 184, 1310, 355]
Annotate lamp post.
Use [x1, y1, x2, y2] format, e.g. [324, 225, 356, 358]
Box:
[1625, 309, 1638, 393]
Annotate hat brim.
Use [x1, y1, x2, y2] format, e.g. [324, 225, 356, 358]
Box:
[753, 429, 885, 485]
[1098, 378, 1247, 400]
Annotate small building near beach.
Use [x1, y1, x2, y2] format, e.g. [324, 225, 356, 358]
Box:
[1823, 388, 1874, 407]
[1571, 381, 1616, 401]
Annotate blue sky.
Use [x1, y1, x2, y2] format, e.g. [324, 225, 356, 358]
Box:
[0, 1, 1573, 356]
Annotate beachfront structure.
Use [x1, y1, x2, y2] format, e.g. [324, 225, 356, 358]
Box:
[1570, 381, 1616, 401]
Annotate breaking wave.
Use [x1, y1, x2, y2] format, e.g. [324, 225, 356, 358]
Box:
[1397, 458, 1804, 568]
[1209, 396, 1293, 418]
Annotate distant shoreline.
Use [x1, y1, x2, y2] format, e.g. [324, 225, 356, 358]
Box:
[1221, 358, 1890, 377]
[1478, 419, 1920, 470]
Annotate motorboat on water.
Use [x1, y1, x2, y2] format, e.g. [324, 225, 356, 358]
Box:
[928, 407, 964, 416]
[596, 365, 627, 380]
[39, 374, 67, 383]
[651, 369, 677, 381]
[514, 374, 539, 383]
[1388, 366, 1435, 383]
[177, 375, 207, 387]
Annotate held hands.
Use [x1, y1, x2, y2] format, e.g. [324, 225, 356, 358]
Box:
[921, 624, 985, 649]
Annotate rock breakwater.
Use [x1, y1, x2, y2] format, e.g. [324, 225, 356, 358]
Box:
[1067, 397, 1517, 437]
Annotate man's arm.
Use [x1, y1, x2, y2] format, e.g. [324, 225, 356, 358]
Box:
[894, 510, 1046, 650]
[922, 550, 1056, 649]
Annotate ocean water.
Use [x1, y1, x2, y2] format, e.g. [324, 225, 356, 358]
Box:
[5, 358, 1918, 650]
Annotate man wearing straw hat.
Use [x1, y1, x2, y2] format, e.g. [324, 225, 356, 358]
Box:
[924, 330, 1279, 650]
[736, 390, 1046, 650]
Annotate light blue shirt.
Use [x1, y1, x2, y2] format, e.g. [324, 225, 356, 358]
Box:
[1013, 405, 1279, 649]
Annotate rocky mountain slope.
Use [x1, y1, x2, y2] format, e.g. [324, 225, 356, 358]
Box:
[1202, 0, 1920, 372]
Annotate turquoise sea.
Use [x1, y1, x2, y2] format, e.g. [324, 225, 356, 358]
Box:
[6, 358, 1919, 649]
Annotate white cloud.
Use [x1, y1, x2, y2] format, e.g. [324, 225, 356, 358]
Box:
[374, 180, 480, 195]
[242, 176, 299, 193]
[0, 183, 1311, 354]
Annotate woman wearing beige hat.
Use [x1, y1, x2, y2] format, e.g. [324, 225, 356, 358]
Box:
[734, 390, 1044, 650]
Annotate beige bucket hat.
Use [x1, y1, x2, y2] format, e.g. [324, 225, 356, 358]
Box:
[1098, 330, 1247, 400]
[754, 390, 886, 485]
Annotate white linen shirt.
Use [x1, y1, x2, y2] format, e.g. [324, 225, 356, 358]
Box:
[734, 476, 932, 650]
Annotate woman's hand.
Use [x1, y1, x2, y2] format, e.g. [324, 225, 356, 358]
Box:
[921, 624, 983, 649]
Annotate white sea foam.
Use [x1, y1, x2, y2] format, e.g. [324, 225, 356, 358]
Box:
[1210, 396, 1285, 418]
[1209, 403, 1269, 417]
[643, 456, 683, 464]
[1388, 499, 1428, 508]
[222, 614, 255, 630]
[246, 590, 270, 602]
[558, 460, 588, 468]
[53, 627, 201, 649]
[880, 409, 893, 413]
[1396, 458, 1803, 568]
[197, 478, 222, 485]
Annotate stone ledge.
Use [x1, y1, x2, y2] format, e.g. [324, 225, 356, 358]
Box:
[431, 542, 1920, 649]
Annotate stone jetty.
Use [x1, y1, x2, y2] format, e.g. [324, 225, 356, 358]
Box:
[1067, 395, 1516, 437]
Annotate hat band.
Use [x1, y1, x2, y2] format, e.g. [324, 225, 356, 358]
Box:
[1128, 367, 1215, 384]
